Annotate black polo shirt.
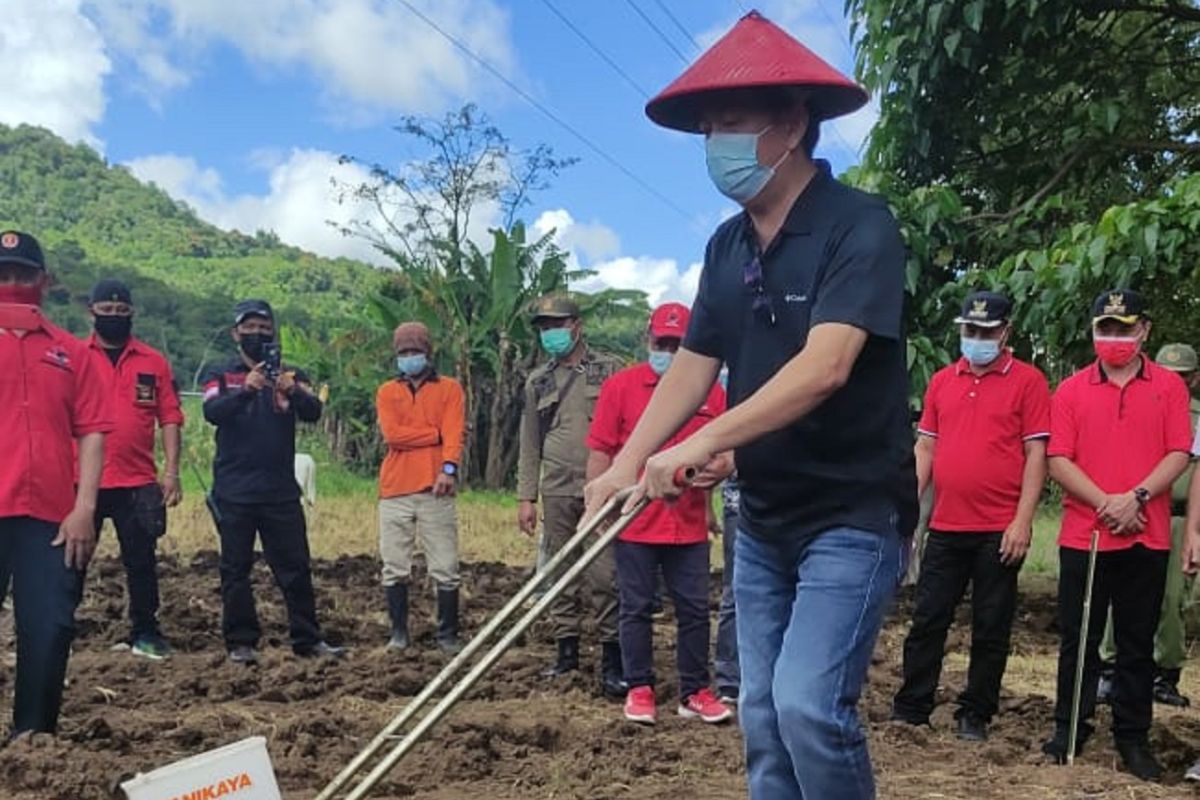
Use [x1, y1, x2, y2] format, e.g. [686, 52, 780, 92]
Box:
[685, 162, 917, 541]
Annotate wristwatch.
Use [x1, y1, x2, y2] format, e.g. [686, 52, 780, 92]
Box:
[442, 462, 458, 477]
[1134, 487, 1150, 506]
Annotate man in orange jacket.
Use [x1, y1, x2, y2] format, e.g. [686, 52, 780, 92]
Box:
[376, 322, 466, 653]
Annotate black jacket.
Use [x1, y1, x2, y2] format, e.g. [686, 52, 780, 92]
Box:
[201, 358, 322, 504]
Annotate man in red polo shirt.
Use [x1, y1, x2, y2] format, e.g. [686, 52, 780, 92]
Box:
[1041, 289, 1191, 781]
[891, 291, 1050, 740]
[0, 231, 112, 735]
[85, 279, 184, 661]
[586, 302, 732, 725]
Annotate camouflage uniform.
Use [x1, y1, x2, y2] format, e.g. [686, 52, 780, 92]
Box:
[517, 296, 624, 643]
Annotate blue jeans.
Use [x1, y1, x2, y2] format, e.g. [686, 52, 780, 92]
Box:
[714, 510, 740, 696]
[0, 517, 84, 735]
[735, 524, 904, 800]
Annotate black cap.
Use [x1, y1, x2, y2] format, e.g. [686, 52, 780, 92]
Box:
[234, 299, 274, 325]
[1092, 289, 1147, 324]
[953, 290, 1012, 328]
[0, 230, 45, 271]
[90, 278, 132, 306]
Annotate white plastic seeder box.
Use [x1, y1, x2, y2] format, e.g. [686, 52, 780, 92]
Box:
[121, 736, 284, 800]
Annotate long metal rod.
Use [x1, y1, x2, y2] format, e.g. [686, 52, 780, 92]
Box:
[342, 496, 649, 800]
[1067, 527, 1100, 766]
[315, 489, 635, 800]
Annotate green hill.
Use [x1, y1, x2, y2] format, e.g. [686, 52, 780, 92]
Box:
[0, 124, 389, 387]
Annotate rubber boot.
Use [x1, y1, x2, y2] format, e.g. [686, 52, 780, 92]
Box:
[600, 640, 628, 700]
[436, 585, 462, 654]
[541, 636, 580, 678]
[385, 584, 409, 651]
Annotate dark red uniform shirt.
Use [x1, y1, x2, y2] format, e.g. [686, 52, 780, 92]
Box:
[586, 363, 726, 545]
[87, 334, 184, 489]
[918, 353, 1051, 531]
[1049, 358, 1192, 552]
[0, 310, 113, 523]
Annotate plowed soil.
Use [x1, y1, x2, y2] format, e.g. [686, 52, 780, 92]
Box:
[1, 553, 1198, 799]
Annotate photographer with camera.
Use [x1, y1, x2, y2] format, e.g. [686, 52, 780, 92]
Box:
[201, 299, 342, 663]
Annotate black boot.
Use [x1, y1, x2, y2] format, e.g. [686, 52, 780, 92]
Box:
[1042, 722, 1093, 764]
[436, 585, 462, 654]
[600, 641, 628, 700]
[1153, 667, 1190, 707]
[1116, 739, 1164, 782]
[385, 584, 409, 651]
[541, 636, 580, 678]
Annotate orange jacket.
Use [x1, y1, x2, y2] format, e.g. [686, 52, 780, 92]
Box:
[376, 374, 466, 498]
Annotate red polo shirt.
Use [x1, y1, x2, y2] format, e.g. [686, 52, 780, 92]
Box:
[87, 334, 184, 489]
[0, 310, 113, 524]
[586, 363, 726, 545]
[1049, 358, 1192, 552]
[918, 352, 1051, 532]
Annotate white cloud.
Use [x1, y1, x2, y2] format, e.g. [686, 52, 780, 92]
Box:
[0, 0, 111, 144]
[87, 0, 516, 117]
[533, 209, 700, 306]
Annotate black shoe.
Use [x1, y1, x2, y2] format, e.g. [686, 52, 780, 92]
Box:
[1153, 670, 1190, 707]
[1041, 724, 1092, 764]
[955, 713, 988, 741]
[889, 709, 929, 727]
[541, 636, 580, 678]
[1116, 739, 1164, 782]
[600, 641, 628, 700]
[435, 586, 462, 654]
[295, 641, 346, 659]
[385, 584, 410, 651]
[228, 645, 258, 664]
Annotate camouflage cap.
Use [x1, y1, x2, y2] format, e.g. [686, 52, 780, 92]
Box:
[1155, 343, 1198, 373]
[530, 294, 580, 322]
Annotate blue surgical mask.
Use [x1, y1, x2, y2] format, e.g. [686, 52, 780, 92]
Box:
[705, 126, 788, 204]
[540, 328, 575, 358]
[960, 337, 1001, 367]
[648, 350, 673, 376]
[396, 353, 428, 377]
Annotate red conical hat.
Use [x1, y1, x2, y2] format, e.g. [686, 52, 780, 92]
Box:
[645, 10, 868, 133]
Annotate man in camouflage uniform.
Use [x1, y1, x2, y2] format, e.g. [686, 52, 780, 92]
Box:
[1099, 342, 1200, 708]
[517, 295, 626, 698]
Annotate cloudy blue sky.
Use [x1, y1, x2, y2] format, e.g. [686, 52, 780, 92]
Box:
[5, 0, 874, 304]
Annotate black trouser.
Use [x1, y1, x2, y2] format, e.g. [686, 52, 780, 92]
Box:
[1054, 544, 1167, 743]
[216, 499, 320, 652]
[616, 540, 710, 701]
[893, 531, 1019, 723]
[94, 485, 164, 641]
[0, 517, 83, 735]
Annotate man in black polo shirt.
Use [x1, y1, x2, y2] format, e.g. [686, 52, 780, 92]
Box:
[585, 12, 914, 800]
[202, 299, 342, 663]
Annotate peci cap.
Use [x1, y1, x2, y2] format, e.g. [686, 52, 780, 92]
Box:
[1091, 289, 1147, 326]
[531, 294, 581, 323]
[90, 278, 132, 306]
[645, 11, 869, 133]
[1155, 343, 1198, 373]
[648, 302, 691, 338]
[234, 299, 274, 325]
[953, 291, 1012, 328]
[0, 230, 46, 271]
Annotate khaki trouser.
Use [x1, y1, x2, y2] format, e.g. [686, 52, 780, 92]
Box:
[379, 493, 460, 589]
[543, 495, 619, 642]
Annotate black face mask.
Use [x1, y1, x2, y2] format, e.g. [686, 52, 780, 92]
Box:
[94, 314, 132, 345]
[239, 332, 274, 363]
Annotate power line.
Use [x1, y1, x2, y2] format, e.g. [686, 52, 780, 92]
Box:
[538, 0, 653, 99]
[623, 0, 693, 65]
[650, 0, 703, 54]
[388, 0, 700, 227]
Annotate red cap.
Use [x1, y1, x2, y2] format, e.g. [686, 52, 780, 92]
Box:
[649, 302, 690, 338]
[645, 10, 868, 133]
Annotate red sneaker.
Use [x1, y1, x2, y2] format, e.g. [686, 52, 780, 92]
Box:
[624, 685, 657, 725]
[679, 688, 733, 724]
